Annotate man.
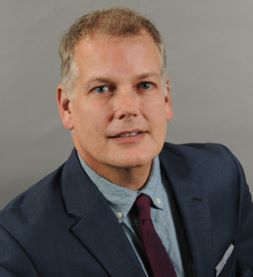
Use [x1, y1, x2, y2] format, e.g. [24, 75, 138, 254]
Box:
[0, 7, 252, 277]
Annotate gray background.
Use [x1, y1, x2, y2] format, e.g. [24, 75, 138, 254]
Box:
[0, 0, 252, 208]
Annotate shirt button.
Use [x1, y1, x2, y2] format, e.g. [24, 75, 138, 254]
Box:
[156, 198, 161, 205]
[116, 212, 123, 219]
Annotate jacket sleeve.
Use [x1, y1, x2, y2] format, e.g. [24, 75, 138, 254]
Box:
[225, 146, 253, 276]
[0, 224, 39, 277]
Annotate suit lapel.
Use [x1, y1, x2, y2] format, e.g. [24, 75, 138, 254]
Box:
[70, 206, 145, 277]
[61, 145, 215, 276]
[61, 150, 145, 277]
[160, 145, 214, 277]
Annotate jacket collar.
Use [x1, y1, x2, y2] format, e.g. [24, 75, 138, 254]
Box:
[159, 143, 213, 277]
[61, 143, 214, 277]
[61, 149, 145, 277]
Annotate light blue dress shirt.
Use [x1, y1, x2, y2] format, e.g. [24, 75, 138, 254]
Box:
[78, 154, 184, 277]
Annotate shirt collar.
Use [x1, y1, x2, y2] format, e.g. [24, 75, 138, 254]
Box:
[78, 154, 164, 221]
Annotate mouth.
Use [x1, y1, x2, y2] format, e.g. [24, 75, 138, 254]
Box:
[113, 131, 145, 138]
[109, 130, 147, 142]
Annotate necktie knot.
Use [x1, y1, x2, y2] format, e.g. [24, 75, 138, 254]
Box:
[134, 194, 152, 220]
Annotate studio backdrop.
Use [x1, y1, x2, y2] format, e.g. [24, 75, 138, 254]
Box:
[0, 0, 252, 208]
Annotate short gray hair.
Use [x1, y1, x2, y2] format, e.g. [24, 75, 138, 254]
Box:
[59, 7, 167, 93]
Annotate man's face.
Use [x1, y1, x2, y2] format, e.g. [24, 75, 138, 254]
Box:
[58, 32, 173, 176]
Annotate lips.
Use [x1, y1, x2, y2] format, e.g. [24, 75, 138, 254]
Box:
[109, 130, 146, 138]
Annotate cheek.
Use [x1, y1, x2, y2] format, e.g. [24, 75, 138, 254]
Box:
[145, 99, 169, 120]
[75, 105, 109, 134]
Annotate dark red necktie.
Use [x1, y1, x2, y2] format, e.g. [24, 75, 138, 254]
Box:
[134, 194, 177, 277]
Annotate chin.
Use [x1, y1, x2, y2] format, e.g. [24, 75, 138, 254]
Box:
[111, 151, 156, 169]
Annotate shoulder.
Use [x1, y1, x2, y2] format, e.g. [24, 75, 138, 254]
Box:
[161, 142, 243, 175]
[1, 163, 63, 210]
[160, 142, 248, 200]
[162, 142, 235, 159]
[0, 162, 66, 238]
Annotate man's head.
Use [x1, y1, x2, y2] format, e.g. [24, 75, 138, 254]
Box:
[57, 7, 173, 185]
[58, 7, 167, 94]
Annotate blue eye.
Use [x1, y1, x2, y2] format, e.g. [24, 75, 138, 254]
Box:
[95, 85, 110, 94]
[138, 82, 153, 90]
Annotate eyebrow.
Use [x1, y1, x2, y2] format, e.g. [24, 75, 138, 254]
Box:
[135, 72, 161, 79]
[86, 77, 114, 85]
[86, 72, 161, 85]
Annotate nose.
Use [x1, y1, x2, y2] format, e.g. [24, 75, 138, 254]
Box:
[113, 90, 140, 120]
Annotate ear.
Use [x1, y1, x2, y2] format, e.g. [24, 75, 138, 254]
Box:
[56, 85, 74, 130]
[164, 79, 173, 121]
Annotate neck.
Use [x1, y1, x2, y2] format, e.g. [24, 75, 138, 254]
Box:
[99, 164, 152, 191]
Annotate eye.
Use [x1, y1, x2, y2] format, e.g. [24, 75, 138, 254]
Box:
[94, 85, 110, 94]
[138, 81, 154, 91]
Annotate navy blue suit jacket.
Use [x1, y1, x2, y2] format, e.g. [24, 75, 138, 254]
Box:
[0, 143, 253, 276]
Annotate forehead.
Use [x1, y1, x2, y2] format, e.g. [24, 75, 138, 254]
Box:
[75, 31, 160, 52]
[73, 33, 163, 79]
